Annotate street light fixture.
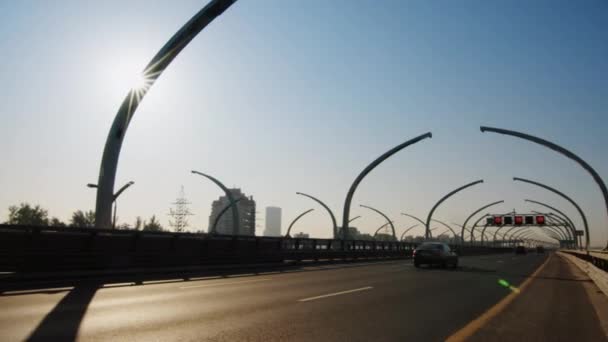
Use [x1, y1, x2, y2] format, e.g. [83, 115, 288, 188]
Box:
[87, 180, 134, 229]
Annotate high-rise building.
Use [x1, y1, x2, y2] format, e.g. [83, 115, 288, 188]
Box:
[264, 207, 282, 237]
[208, 189, 256, 236]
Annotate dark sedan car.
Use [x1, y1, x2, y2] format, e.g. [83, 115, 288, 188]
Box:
[413, 242, 458, 268]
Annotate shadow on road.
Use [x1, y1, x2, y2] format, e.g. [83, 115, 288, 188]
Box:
[26, 283, 99, 342]
[0, 258, 406, 296]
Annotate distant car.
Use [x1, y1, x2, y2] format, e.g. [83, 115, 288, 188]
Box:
[536, 246, 545, 254]
[515, 246, 527, 254]
[413, 242, 458, 268]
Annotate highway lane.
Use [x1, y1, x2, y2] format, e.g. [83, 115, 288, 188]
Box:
[0, 252, 602, 341]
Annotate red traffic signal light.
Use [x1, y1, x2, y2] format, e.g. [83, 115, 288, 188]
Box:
[535, 215, 545, 225]
[493, 216, 502, 225]
[515, 216, 523, 225]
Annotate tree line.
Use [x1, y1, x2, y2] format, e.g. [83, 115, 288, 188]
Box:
[3, 203, 164, 231]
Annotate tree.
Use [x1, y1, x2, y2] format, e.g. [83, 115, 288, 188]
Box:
[116, 223, 132, 230]
[7, 203, 49, 226]
[143, 215, 163, 232]
[50, 217, 66, 227]
[70, 210, 96, 228]
[134, 216, 143, 230]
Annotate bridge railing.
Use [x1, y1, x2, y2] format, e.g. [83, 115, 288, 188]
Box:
[0, 224, 511, 273]
[561, 249, 608, 273]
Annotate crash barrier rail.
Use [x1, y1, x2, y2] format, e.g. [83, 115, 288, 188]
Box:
[562, 249, 608, 273]
[0, 225, 511, 273]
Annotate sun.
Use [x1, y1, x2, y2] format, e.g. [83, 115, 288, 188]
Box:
[132, 72, 151, 92]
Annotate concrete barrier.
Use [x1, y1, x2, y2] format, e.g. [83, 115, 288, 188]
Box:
[558, 251, 608, 297]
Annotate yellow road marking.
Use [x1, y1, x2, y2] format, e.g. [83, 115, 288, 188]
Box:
[445, 254, 552, 342]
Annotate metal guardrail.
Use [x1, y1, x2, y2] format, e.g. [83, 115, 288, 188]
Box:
[562, 250, 608, 273]
[0, 224, 512, 273]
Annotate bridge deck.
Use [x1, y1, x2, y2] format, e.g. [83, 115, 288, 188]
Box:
[1, 252, 606, 341]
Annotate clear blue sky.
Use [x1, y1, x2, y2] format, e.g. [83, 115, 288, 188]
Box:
[0, 1, 606, 246]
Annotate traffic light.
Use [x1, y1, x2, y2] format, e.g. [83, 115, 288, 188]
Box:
[493, 216, 502, 225]
[535, 215, 545, 225]
[525, 216, 534, 225]
[504, 216, 513, 225]
[486, 217, 494, 226]
[515, 216, 523, 225]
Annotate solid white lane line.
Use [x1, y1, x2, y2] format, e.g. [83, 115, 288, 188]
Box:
[179, 278, 271, 289]
[298, 286, 373, 302]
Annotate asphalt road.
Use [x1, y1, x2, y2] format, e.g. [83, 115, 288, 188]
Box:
[0, 253, 605, 341]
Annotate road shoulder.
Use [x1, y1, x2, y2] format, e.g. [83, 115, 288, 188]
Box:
[450, 252, 607, 342]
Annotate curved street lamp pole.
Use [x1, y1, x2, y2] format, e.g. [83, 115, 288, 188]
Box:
[360, 205, 396, 240]
[493, 225, 514, 246]
[525, 199, 579, 247]
[481, 126, 608, 249]
[212, 198, 243, 234]
[88, 180, 134, 229]
[296, 192, 338, 239]
[400, 224, 419, 241]
[373, 222, 392, 239]
[431, 219, 458, 238]
[342, 132, 432, 241]
[285, 209, 315, 238]
[461, 200, 504, 244]
[514, 177, 590, 249]
[349, 216, 362, 224]
[531, 211, 574, 244]
[192, 170, 241, 235]
[425, 180, 484, 239]
[94, 0, 237, 228]
[470, 212, 503, 245]
[401, 213, 427, 227]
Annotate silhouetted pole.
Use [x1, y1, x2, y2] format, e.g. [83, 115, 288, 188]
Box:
[342, 132, 432, 241]
[438, 228, 452, 237]
[296, 192, 338, 238]
[431, 219, 457, 238]
[503, 225, 522, 245]
[88, 181, 134, 229]
[531, 211, 574, 244]
[360, 205, 396, 240]
[401, 212, 435, 238]
[514, 177, 590, 249]
[481, 126, 608, 249]
[192, 170, 241, 235]
[425, 180, 484, 239]
[212, 198, 243, 234]
[460, 200, 504, 244]
[526, 199, 579, 247]
[400, 224, 419, 241]
[480, 223, 492, 245]
[493, 225, 513, 246]
[349, 216, 362, 224]
[373, 222, 392, 239]
[94, 0, 237, 228]
[285, 209, 315, 238]
[541, 228, 561, 241]
[452, 222, 476, 240]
